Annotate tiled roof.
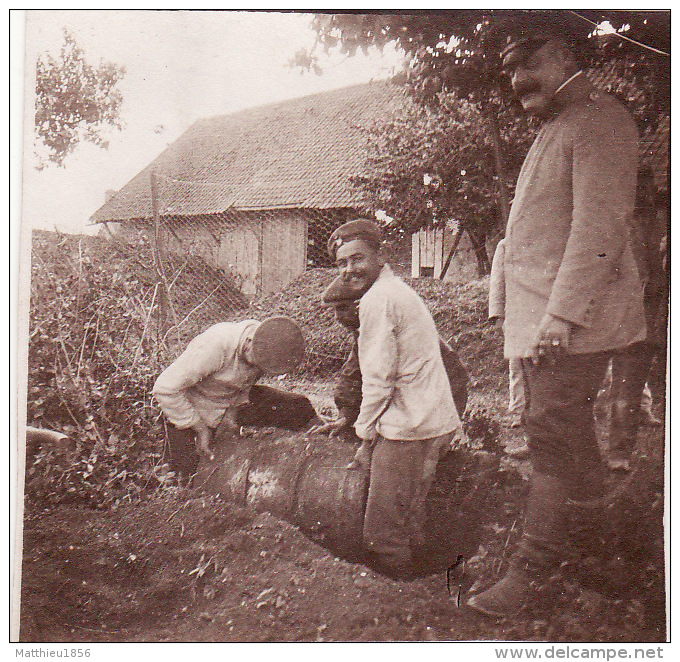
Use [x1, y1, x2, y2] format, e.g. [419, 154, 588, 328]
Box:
[91, 81, 407, 222]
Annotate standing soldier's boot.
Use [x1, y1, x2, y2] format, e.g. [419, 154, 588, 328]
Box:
[467, 472, 568, 618]
[607, 342, 652, 471]
[607, 399, 638, 472]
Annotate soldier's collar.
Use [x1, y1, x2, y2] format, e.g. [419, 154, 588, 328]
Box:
[550, 71, 596, 115]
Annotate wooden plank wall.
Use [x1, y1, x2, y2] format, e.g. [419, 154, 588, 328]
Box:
[411, 228, 444, 278]
[217, 224, 260, 297]
[261, 210, 307, 294]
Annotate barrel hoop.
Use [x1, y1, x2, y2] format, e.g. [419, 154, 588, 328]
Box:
[292, 452, 316, 514]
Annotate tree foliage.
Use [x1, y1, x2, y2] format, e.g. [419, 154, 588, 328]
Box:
[35, 29, 125, 168]
[307, 11, 669, 271]
[309, 11, 669, 108]
[353, 91, 535, 235]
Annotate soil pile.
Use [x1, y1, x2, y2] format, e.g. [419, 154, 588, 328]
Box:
[244, 267, 504, 386]
[20, 447, 665, 643]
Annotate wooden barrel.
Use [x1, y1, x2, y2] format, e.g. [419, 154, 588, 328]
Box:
[195, 429, 499, 571]
[294, 461, 369, 559]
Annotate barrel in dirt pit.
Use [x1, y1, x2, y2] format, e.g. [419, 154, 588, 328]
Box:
[293, 459, 369, 558]
[194, 429, 499, 576]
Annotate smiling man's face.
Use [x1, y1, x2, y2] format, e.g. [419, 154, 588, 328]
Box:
[335, 239, 382, 296]
[505, 38, 575, 117]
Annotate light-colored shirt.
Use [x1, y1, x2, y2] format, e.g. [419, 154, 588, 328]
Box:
[152, 320, 261, 429]
[354, 265, 461, 441]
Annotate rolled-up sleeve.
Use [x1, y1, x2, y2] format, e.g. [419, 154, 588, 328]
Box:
[152, 334, 225, 429]
[354, 294, 397, 440]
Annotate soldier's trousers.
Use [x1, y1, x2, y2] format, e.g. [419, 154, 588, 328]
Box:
[164, 386, 318, 481]
[362, 432, 453, 574]
[522, 352, 611, 498]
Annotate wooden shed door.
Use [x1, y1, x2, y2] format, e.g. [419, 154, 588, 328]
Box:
[261, 212, 307, 294]
[412, 228, 444, 278]
[218, 225, 260, 297]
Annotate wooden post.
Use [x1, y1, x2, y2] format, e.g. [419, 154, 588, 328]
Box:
[150, 171, 168, 341]
[433, 228, 444, 278]
[411, 231, 421, 278]
[258, 216, 264, 294]
[439, 226, 464, 280]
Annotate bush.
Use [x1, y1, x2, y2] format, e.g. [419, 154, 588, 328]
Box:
[27, 231, 204, 507]
[26, 230, 503, 508]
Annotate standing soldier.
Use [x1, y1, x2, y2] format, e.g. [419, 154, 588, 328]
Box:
[327, 219, 463, 578]
[467, 12, 646, 617]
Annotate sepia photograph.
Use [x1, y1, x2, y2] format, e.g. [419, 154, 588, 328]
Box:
[11, 8, 670, 651]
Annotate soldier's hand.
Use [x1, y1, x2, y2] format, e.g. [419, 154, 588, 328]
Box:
[193, 422, 215, 461]
[346, 440, 373, 470]
[307, 416, 349, 437]
[214, 408, 239, 440]
[531, 314, 572, 365]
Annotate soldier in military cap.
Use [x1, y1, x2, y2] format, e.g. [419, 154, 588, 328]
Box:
[153, 317, 317, 482]
[327, 219, 463, 578]
[467, 11, 646, 617]
[321, 273, 469, 445]
[319, 275, 363, 442]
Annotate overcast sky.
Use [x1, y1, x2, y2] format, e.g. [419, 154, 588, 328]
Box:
[19, 10, 403, 234]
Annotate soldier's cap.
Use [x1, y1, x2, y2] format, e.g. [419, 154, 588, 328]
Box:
[322, 275, 362, 307]
[499, 11, 584, 70]
[251, 316, 304, 375]
[327, 218, 381, 260]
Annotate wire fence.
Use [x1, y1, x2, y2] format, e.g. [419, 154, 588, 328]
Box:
[99, 171, 360, 358]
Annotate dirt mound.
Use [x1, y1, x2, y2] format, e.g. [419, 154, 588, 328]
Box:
[20, 456, 665, 642]
[194, 429, 501, 575]
[243, 267, 504, 385]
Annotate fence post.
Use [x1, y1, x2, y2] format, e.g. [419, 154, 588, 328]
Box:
[439, 226, 464, 280]
[150, 171, 168, 343]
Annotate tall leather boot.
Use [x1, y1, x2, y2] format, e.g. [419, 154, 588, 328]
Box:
[607, 342, 651, 471]
[607, 399, 638, 472]
[467, 472, 568, 618]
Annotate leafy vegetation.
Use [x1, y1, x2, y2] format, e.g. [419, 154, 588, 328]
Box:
[26, 230, 244, 508]
[35, 29, 125, 168]
[28, 232, 168, 507]
[352, 90, 536, 274]
[304, 11, 670, 270]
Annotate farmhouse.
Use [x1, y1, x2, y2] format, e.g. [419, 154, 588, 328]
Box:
[91, 81, 407, 296]
[91, 74, 669, 295]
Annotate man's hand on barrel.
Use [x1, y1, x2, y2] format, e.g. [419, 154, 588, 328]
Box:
[214, 408, 240, 441]
[307, 415, 349, 438]
[193, 421, 215, 461]
[346, 440, 373, 470]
